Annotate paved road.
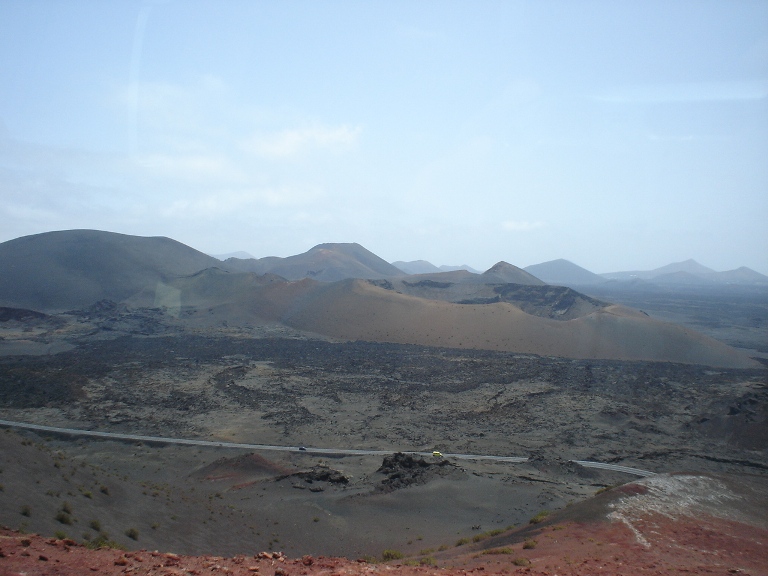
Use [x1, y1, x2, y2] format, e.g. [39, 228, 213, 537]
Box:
[0, 418, 654, 476]
[569, 460, 657, 478]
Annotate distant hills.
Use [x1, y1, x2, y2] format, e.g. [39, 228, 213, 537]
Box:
[522, 258, 768, 288]
[0, 229, 761, 368]
[523, 259, 606, 286]
[393, 261, 481, 274]
[599, 258, 768, 286]
[224, 242, 405, 282]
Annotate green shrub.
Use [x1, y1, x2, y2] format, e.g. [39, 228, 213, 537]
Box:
[455, 537, 470, 546]
[482, 547, 514, 555]
[512, 557, 531, 566]
[89, 519, 101, 531]
[523, 539, 537, 549]
[55, 511, 73, 525]
[85, 532, 125, 550]
[125, 527, 139, 540]
[381, 549, 404, 561]
[54, 530, 67, 540]
[529, 510, 550, 524]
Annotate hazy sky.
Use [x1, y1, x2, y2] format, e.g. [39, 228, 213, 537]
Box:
[1, 1, 767, 274]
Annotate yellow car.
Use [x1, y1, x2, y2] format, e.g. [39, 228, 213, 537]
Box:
[432, 451, 443, 457]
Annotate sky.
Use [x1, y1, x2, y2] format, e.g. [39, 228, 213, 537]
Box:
[1, 1, 767, 274]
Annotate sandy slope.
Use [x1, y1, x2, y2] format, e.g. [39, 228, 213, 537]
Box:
[124, 274, 758, 367]
[278, 279, 758, 368]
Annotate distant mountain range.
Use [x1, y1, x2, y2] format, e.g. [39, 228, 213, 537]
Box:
[0, 230, 761, 368]
[392, 261, 481, 275]
[520, 258, 768, 287]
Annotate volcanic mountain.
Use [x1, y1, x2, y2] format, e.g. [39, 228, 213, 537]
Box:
[0, 230, 760, 367]
[223, 242, 405, 281]
[0, 230, 223, 311]
[524, 258, 607, 286]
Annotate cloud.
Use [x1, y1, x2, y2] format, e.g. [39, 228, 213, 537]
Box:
[242, 125, 362, 159]
[501, 220, 545, 232]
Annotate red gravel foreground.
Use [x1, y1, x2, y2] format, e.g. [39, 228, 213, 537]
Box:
[2, 513, 766, 576]
[2, 473, 767, 576]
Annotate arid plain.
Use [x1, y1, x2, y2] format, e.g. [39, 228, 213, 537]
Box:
[0, 230, 766, 572]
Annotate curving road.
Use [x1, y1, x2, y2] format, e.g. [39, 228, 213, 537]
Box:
[0, 418, 653, 476]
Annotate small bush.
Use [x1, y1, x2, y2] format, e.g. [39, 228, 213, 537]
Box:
[54, 530, 67, 540]
[455, 537, 470, 546]
[419, 548, 435, 555]
[381, 549, 404, 561]
[89, 519, 101, 531]
[595, 484, 618, 495]
[512, 557, 531, 566]
[523, 539, 537, 549]
[437, 544, 449, 551]
[61, 501, 73, 514]
[100, 485, 109, 495]
[125, 527, 139, 540]
[482, 547, 514, 555]
[529, 510, 550, 524]
[419, 557, 436, 566]
[85, 532, 125, 550]
[20, 505, 31, 517]
[55, 511, 73, 525]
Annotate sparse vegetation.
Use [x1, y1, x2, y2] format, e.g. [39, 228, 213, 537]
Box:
[529, 510, 550, 524]
[54, 530, 67, 540]
[455, 537, 471, 546]
[125, 527, 139, 540]
[55, 511, 73, 525]
[20, 505, 31, 517]
[85, 532, 125, 550]
[89, 519, 101, 531]
[595, 482, 621, 495]
[512, 557, 531, 566]
[381, 549, 404, 561]
[482, 547, 514, 555]
[523, 539, 537, 549]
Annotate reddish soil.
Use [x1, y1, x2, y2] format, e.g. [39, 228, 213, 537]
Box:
[2, 496, 766, 576]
